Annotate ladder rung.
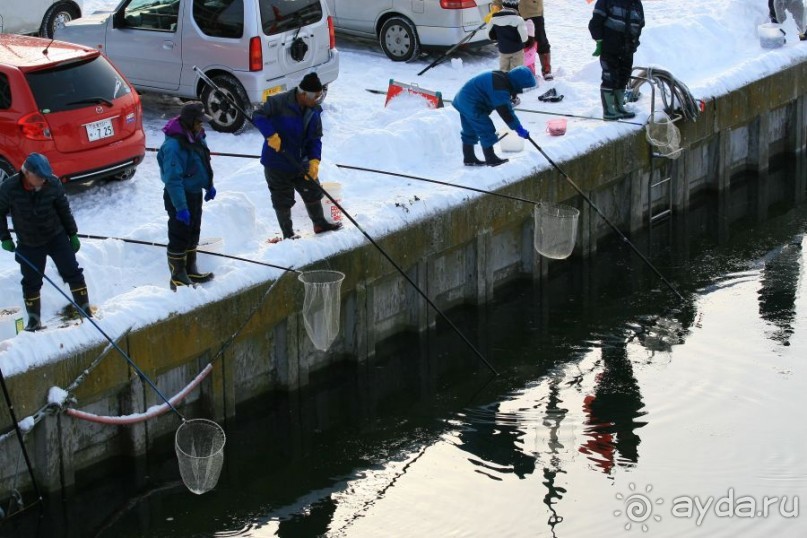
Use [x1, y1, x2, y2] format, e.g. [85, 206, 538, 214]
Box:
[651, 177, 671, 189]
[650, 209, 672, 223]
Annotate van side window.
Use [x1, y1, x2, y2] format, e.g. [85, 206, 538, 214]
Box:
[194, 0, 244, 38]
[259, 0, 322, 36]
[0, 74, 11, 109]
[122, 0, 180, 32]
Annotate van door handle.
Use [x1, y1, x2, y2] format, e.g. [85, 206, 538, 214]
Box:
[162, 41, 175, 50]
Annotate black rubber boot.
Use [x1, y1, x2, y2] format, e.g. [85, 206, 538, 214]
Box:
[167, 251, 193, 291]
[306, 202, 344, 234]
[462, 144, 485, 166]
[613, 89, 636, 119]
[275, 208, 296, 239]
[70, 284, 93, 318]
[600, 89, 621, 121]
[482, 145, 508, 167]
[186, 249, 214, 284]
[23, 294, 42, 332]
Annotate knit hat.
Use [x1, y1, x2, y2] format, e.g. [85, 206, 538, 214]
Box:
[502, 0, 519, 8]
[299, 72, 323, 93]
[22, 153, 57, 181]
[179, 102, 211, 125]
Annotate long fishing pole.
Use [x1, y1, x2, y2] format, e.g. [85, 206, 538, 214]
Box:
[0, 366, 42, 509]
[525, 136, 686, 301]
[193, 66, 498, 375]
[335, 163, 538, 205]
[364, 88, 644, 125]
[417, 21, 487, 76]
[144, 147, 260, 160]
[14, 251, 188, 420]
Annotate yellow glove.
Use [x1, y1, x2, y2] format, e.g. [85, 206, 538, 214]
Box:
[307, 159, 320, 181]
[266, 133, 281, 152]
[484, 5, 501, 24]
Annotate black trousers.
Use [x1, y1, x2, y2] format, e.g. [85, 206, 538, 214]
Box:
[526, 15, 550, 54]
[16, 233, 84, 297]
[164, 190, 203, 253]
[600, 51, 634, 90]
[264, 167, 323, 210]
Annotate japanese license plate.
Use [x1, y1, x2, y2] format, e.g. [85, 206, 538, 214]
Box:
[85, 118, 114, 142]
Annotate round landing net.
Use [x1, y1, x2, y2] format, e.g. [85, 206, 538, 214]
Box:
[298, 270, 345, 351]
[534, 203, 580, 260]
[646, 111, 683, 159]
[175, 418, 226, 495]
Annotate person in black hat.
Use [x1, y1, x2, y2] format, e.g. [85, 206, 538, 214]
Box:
[0, 153, 91, 331]
[157, 102, 217, 290]
[252, 71, 342, 243]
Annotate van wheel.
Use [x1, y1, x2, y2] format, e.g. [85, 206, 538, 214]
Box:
[201, 75, 250, 134]
[379, 16, 419, 62]
[41, 2, 81, 38]
[0, 158, 15, 182]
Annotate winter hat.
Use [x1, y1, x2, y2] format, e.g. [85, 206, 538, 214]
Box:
[299, 72, 323, 93]
[179, 102, 211, 126]
[507, 66, 537, 93]
[502, 0, 519, 8]
[22, 153, 57, 181]
[525, 19, 535, 37]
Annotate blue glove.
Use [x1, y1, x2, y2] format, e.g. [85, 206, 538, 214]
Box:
[515, 125, 530, 139]
[204, 186, 216, 201]
[1, 239, 14, 252]
[176, 208, 191, 226]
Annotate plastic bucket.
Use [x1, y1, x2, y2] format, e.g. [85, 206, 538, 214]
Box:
[498, 129, 524, 152]
[758, 23, 785, 49]
[546, 118, 567, 136]
[0, 307, 24, 341]
[322, 182, 342, 222]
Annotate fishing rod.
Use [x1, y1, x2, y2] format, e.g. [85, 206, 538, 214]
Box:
[365, 88, 644, 126]
[335, 163, 539, 205]
[144, 147, 260, 160]
[193, 66, 499, 375]
[417, 20, 487, 76]
[14, 252, 187, 421]
[525, 136, 686, 301]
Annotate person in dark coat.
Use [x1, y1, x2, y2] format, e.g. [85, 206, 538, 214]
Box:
[589, 0, 645, 120]
[157, 102, 217, 290]
[0, 153, 91, 331]
[452, 66, 537, 167]
[488, 0, 528, 72]
[252, 72, 342, 243]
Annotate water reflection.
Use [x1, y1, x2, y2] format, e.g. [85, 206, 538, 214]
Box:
[757, 236, 803, 346]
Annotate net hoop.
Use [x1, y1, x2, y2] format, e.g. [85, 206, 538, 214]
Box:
[534, 203, 580, 260]
[646, 110, 683, 159]
[175, 418, 226, 495]
[298, 270, 346, 351]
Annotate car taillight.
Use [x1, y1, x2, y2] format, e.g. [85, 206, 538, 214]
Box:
[18, 112, 52, 141]
[328, 15, 336, 49]
[249, 36, 263, 71]
[440, 0, 477, 8]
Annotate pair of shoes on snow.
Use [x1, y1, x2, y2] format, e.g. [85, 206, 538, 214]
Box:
[538, 88, 564, 103]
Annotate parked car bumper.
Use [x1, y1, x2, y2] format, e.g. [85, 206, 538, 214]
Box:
[32, 130, 146, 182]
[417, 25, 491, 48]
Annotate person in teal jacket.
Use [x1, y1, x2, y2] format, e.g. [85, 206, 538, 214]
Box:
[452, 66, 537, 167]
[157, 103, 216, 290]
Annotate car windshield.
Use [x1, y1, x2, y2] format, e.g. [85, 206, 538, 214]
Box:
[259, 0, 322, 36]
[25, 56, 132, 114]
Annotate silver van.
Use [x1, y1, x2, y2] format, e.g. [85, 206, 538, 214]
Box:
[325, 0, 492, 62]
[0, 0, 82, 38]
[56, 0, 339, 132]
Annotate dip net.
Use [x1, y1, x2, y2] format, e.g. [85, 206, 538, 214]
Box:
[646, 110, 683, 159]
[298, 270, 345, 351]
[175, 418, 226, 495]
[534, 203, 580, 259]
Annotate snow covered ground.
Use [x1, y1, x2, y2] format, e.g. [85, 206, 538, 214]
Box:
[1, 0, 806, 375]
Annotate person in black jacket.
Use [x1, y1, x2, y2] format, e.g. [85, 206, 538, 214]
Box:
[488, 0, 528, 72]
[589, 0, 645, 120]
[0, 153, 91, 331]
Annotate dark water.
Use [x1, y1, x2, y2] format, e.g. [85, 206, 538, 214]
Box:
[3, 158, 807, 537]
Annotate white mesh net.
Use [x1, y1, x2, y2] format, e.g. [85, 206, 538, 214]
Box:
[646, 110, 683, 159]
[534, 203, 580, 260]
[175, 418, 226, 495]
[298, 270, 345, 351]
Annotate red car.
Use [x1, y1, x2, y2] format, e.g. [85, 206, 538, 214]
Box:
[0, 34, 145, 183]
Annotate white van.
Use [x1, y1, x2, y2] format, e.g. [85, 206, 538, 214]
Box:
[56, 0, 339, 133]
[0, 0, 82, 38]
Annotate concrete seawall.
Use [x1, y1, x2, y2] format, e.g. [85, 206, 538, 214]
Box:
[1, 61, 805, 496]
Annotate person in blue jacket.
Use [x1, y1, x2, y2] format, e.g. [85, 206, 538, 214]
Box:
[589, 0, 644, 120]
[252, 72, 342, 243]
[452, 66, 537, 167]
[157, 102, 216, 290]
